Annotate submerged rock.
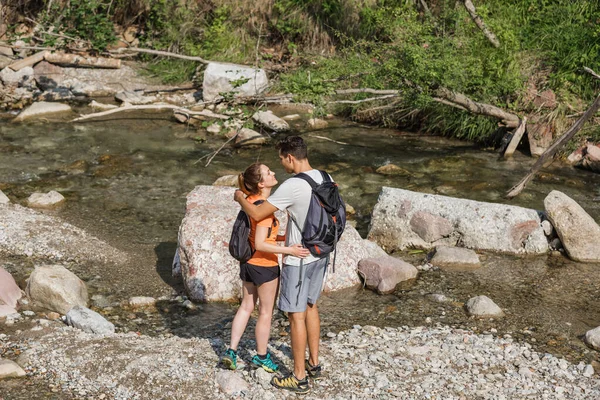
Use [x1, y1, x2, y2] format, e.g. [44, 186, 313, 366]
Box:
[430, 246, 481, 271]
[252, 110, 290, 133]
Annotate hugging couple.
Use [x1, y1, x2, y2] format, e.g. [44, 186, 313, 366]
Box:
[222, 135, 337, 394]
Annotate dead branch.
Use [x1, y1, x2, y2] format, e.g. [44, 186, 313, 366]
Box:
[434, 87, 519, 127]
[335, 88, 399, 95]
[110, 47, 209, 64]
[45, 52, 121, 68]
[308, 134, 348, 145]
[8, 50, 48, 71]
[503, 116, 527, 158]
[418, 0, 432, 15]
[584, 67, 600, 81]
[506, 93, 600, 199]
[330, 94, 398, 104]
[142, 86, 197, 94]
[197, 129, 241, 167]
[322, 73, 367, 83]
[71, 104, 228, 122]
[463, 0, 500, 48]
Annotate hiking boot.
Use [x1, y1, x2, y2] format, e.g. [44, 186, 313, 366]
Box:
[305, 360, 322, 380]
[271, 373, 310, 394]
[251, 352, 279, 373]
[221, 348, 237, 370]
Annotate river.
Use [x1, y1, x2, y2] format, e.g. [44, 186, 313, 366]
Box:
[1, 109, 600, 372]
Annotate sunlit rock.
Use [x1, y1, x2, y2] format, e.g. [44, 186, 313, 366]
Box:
[368, 187, 548, 255]
[358, 256, 418, 294]
[544, 190, 600, 262]
[252, 110, 290, 133]
[66, 305, 115, 334]
[175, 185, 386, 301]
[27, 190, 65, 208]
[466, 295, 504, 318]
[585, 326, 600, 351]
[13, 101, 72, 122]
[0, 358, 26, 379]
[430, 246, 480, 271]
[26, 264, 88, 314]
[202, 62, 268, 102]
[0, 267, 22, 310]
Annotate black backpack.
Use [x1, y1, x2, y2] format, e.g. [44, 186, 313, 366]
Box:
[229, 199, 276, 263]
[290, 170, 346, 269]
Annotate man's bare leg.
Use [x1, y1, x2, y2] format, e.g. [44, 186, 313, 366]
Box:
[288, 310, 307, 379]
[306, 303, 320, 367]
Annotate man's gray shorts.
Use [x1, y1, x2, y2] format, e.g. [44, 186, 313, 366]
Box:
[278, 257, 329, 313]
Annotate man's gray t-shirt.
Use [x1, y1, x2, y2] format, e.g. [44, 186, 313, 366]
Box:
[268, 169, 331, 266]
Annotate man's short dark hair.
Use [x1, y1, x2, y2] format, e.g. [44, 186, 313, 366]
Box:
[276, 135, 308, 160]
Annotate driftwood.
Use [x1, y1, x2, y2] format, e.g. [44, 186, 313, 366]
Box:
[8, 50, 48, 71]
[330, 94, 398, 104]
[506, 93, 600, 199]
[433, 87, 520, 127]
[463, 0, 500, 48]
[335, 89, 399, 95]
[503, 116, 527, 158]
[110, 47, 209, 64]
[44, 52, 121, 69]
[71, 104, 228, 122]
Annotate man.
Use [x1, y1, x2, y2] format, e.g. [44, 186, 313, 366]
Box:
[233, 135, 329, 394]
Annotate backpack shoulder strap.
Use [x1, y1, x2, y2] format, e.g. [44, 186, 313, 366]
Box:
[294, 172, 318, 189]
[319, 170, 332, 183]
[253, 199, 265, 205]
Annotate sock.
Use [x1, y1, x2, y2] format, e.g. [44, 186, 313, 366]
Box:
[256, 353, 267, 359]
[228, 348, 237, 354]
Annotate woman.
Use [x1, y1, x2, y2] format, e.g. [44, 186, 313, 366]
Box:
[222, 162, 309, 372]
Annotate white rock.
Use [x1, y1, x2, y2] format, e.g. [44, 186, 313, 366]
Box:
[430, 246, 481, 271]
[215, 370, 249, 395]
[252, 110, 290, 132]
[357, 256, 418, 294]
[282, 114, 301, 121]
[128, 296, 156, 308]
[307, 118, 328, 130]
[212, 175, 239, 187]
[26, 264, 88, 314]
[0, 267, 22, 309]
[89, 100, 118, 110]
[27, 190, 65, 208]
[235, 128, 267, 147]
[13, 101, 73, 122]
[0, 358, 26, 379]
[544, 190, 600, 262]
[0, 190, 9, 204]
[65, 305, 115, 334]
[368, 187, 548, 255]
[585, 326, 600, 351]
[0, 66, 35, 88]
[206, 123, 221, 134]
[466, 295, 504, 318]
[203, 62, 268, 102]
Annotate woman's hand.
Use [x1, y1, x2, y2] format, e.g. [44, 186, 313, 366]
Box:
[289, 244, 310, 258]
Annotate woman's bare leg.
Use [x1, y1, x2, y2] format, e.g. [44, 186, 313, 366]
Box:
[255, 277, 279, 355]
[229, 281, 258, 350]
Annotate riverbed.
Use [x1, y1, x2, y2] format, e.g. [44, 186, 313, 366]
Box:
[1, 110, 600, 392]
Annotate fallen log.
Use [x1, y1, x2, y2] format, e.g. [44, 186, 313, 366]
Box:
[44, 52, 121, 69]
[506, 93, 600, 199]
[503, 117, 527, 158]
[433, 87, 520, 127]
[110, 47, 209, 64]
[8, 50, 48, 71]
[71, 105, 228, 122]
[463, 0, 500, 48]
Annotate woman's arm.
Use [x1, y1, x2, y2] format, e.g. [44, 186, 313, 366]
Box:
[255, 225, 309, 257]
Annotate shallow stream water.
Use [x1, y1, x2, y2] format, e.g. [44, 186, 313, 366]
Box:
[1, 109, 600, 371]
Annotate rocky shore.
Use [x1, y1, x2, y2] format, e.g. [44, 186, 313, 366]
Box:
[2, 318, 599, 399]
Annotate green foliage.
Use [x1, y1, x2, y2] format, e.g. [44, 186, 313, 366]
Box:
[38, 0, 116, 50]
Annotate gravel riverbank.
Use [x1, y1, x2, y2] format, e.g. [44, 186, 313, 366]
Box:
[2, 320, 599, 399]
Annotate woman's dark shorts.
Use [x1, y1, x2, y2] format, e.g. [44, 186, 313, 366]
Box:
[240, 263, 280, 286]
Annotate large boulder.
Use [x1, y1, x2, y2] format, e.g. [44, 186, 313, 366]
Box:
[0, 203, 126, 263]
[202, 62, 268, 102]
[26, 264, 88, 314]
[176, 185, 386, 302]
[544, 190, 600, 262]
[357, 256, 418, 294]
[368, 187, 548, 255]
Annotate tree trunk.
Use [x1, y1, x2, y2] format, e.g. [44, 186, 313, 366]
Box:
[463, 0, 501, 48]
[45, 52, 121, 69]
